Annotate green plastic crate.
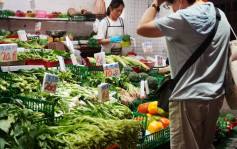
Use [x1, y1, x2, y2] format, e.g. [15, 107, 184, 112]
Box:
[35, 116, 63, 126]
[89, 62, 123, 73]
[0, 10, 9, 18]
[15, 95, 54, 118]
[57, 64, 89, 83]
[0, 73, 12, 94]
[133, 112, 170, 149]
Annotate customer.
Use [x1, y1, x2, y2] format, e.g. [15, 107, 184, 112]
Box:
[96, 0, 125, 55]
[137, 0, 230, 149]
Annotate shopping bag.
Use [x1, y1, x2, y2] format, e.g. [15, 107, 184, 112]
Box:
[154, 76, 174, 112]
[224, 39, 237, 109]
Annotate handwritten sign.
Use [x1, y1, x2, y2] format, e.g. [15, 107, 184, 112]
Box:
[95, 52, 106, 66]
[17, 30, 27, 41]
[103, 62, 121, 78]
[142, 42, 153, 53]
[57, 56, 66, 71]
[42, 73, 58, 94]
[0, 44, 17, 62]
[98, 83, 109, 101]
[35, 22, 41, 31]
[155, 55, 164, 67]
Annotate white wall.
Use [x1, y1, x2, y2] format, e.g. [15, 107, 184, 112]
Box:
[1, 0, 172, 57]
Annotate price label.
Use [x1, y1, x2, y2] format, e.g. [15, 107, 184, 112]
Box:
[42, 73, 58, 94]
[103, 62, 121, 78]
[70, 54, 78, 65]
[142, 42, 153, 53]
[66, 36, 75, 53]
[17, 30, 27, 41]
[0, 44, 17, 62]
[140, 80, 145, 99]
[95, 52, 106, 66]
[98, 83, 109, 101]
[35, 22, 41, 31]
[145, 80, 150, 95]
[155, 55, 164, 67]
[57, 56, 66, 71]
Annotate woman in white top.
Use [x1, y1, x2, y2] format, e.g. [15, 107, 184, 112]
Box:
[96, 0, 125, 55]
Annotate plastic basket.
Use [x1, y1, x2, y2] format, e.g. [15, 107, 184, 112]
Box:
[57, 64, 88, 83]
[0, 10, 9, 18]
[15, 95, 54, 117]
[0, 60, 26, 66]
[25, 59, 45, 65]
[133, 112, 170, 149]
[36, 10, 47, 18]
[44, 61, 59, 68]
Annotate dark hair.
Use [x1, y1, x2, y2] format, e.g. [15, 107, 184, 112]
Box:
[106, 0, 125, 16]
[166, 0, 195, 5]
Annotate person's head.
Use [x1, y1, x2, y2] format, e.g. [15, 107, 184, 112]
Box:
[166, 0, 197, 12]
[106, 0, 125, 19]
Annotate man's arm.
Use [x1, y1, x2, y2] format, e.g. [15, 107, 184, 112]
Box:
[136, 0, 165, 38]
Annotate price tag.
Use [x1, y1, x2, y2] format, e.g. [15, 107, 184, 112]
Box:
[103, 62, 121, 79]
[35, 22, 41, 31]
[140, 80, 145, 99]
[98, 83, 109, 101]
[57, 56, 66, 71]
[130, 37, 136, 48]
[17, 30, 27, 41]
[70, 54, 78, 65]
[95, 52, 106, 66]
[66, 36, 75, 53]
[155, 55, 164, 67]
[42, 73, 58, 94]
[145, 80, 150, 95]
[142, 42, 153, 53]
[0, 44, 17, 62]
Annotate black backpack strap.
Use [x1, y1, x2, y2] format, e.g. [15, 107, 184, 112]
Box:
[171, 7, 221, 89]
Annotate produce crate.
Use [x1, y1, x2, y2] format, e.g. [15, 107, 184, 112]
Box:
[89, 62, 123, 73]
[35, 116, 63, 126]
[15, 95, 54, 118]
[57, 64, 88, 83]
[44, 61, 59, 68]
[1, 60, 26, 66]
[25, 59, 45, 65]
[0, 10, 9, 18]
[0, 73, 12, 93]
[134, 112, 170, 149]
[64, 59, 73, 65]
[70, 14, 96, 21]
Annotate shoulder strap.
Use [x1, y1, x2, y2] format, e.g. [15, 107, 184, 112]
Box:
[119, 17, 125, 35]
[172, 7, 221, 88]
[105, 17, 110, 39]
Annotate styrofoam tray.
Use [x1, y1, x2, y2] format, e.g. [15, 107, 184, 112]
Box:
[1, 65, 44, 72]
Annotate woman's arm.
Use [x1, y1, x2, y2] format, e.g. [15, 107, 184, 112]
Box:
[136, 0, 165, 38]
[97, 39, 111, 45]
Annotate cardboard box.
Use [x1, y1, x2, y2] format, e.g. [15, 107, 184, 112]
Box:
[48, 42, 70, 52]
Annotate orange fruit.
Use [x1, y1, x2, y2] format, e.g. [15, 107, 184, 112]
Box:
[147, 120, 164, 133]
[159, 117, 170, 128]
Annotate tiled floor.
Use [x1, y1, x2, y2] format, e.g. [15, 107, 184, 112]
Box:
[220, 98, 237, 116]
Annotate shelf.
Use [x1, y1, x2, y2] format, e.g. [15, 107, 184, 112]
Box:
[8, 16, 69, 21]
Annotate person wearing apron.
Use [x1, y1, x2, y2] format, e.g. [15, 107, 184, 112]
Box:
[96, 0, 125, 55]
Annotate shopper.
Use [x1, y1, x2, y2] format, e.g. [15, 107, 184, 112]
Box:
[96, 0, 125, 55]
[137, 0, 230, 149]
